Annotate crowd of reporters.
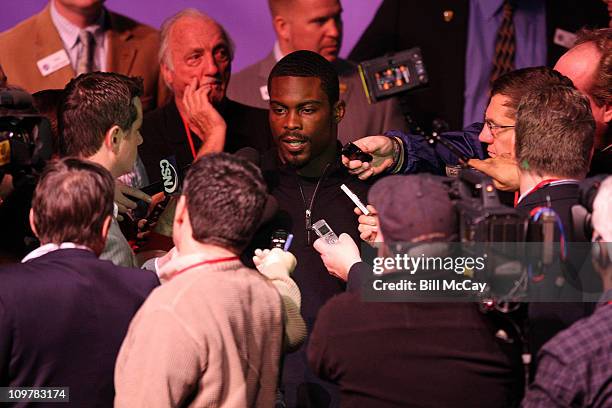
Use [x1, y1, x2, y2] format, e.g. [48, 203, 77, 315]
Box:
[0, 0, 611, 407]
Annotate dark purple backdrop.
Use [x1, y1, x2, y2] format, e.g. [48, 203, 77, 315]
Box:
[2, 0, 382, 71]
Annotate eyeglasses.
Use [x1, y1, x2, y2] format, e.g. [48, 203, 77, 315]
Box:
[485, 120, 515, 136]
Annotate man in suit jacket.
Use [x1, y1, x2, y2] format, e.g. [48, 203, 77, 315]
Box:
[349, 0, 609, 131]
[60, 71, 146, 267]
[226, 0, 406, 145]
[0, 0, 168, 111]
[0, 157, 159, 406]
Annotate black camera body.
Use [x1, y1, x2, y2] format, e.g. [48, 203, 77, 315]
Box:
[451, 169, 528, 243]
[0, 89, 53, 186]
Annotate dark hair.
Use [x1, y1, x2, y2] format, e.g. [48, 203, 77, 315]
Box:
[516, 85, 595, 179]
[491, 67, 574, 118]
[268, 50, 339, 106]
[59, 72, 143, 157]
[182, 153, 267, 252]
[574, 28, 612, 107]
[32, 157, 114, 255]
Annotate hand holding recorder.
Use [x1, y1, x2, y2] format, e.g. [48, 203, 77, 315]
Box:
[341, 137, 398, 180]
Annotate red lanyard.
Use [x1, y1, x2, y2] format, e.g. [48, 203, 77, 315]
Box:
[514, 178, 560, 207]
[173, 256, 239, 278]
[180, 115, 198, 160]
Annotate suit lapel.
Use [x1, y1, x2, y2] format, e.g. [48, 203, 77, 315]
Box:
[258, 51, 278, 82]
[34, 5, 74, 85]
[107, 12, 136, 75]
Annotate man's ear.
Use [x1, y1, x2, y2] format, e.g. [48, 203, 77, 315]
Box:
[161, 62, 173, 90]
[603, 102, 612, 124]
[101, 215, 112, 242]
[273, 15, 290, 42]
[104, 125, 122, 153]
[173, 195, 190, 238]
[29, 208, 38, 239]
[333, 100, 346, 123]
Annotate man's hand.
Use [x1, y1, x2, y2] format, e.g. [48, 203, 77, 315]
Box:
[183, 78, 227, 157]
[253, 248, 297, 278]
[468, 156, 520, 192]
[114, 181, 151, 222]
[342, 136, 396, 180]
[313, 233, 361, 282]
[356, 205, 381, 243]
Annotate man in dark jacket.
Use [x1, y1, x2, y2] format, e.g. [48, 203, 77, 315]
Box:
[252, 50, 370, 408]
[310, 174, 525, 407]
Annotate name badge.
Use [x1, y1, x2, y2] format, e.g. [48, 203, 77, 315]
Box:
[553, 28, 577, 49]
[36, 50, 70, 77]
[259, 85, 270, 101]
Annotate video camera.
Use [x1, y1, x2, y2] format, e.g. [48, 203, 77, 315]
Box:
[358, 47, 428, 104]
[0, 88, 53, 187]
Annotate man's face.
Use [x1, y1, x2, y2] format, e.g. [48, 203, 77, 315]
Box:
[478, 94, 516, 159]
[269, 76, 338, 167]
[281, 0, 343, 62]
[162, 17, 232, 106]
[555, 42, 611, 148]
[115, 97, 143, 177]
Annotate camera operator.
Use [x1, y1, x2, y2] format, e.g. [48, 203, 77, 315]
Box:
[310, 174, 524, 407]
[342, 67, 572, 192]
[514, 83, 597, 371]
[343, 28, 611, 186]
[522, 175, 612, 407]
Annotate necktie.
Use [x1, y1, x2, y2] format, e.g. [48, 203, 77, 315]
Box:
[490, 0, 515, 85]
[76, 30, 96, 75]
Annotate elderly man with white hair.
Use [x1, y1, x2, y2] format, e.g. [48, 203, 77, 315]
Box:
[138, 9, 273, 184]
[523, 175, 612, 408]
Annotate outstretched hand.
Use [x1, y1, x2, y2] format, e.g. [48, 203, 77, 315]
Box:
[342, 136, 396, 180]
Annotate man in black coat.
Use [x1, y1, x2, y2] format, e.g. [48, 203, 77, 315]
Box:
[310, 174, 525, 407]
[0, 158, 159, 406]
[139, 9, 272, 183]
[251, 50, 370, 408]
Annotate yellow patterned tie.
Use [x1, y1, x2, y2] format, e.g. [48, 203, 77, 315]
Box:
[490, 0, 515, 86]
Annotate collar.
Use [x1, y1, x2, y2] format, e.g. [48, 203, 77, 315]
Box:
[22, 242, 93, 263]
[273, 41, 285, 62]
[50, 0, 106, 50]
[516, 178, 579, 206]
[158, 252, 241, 283]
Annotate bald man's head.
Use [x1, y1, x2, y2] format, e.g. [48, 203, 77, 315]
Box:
[554, 28, 612, 148]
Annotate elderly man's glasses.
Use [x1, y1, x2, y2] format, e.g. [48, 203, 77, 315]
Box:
[485, 120, 515, 136]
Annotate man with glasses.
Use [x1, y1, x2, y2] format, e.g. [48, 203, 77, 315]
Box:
[340, 67, 573, 202]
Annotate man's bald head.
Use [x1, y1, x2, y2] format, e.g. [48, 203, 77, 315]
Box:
[554, 28, 611, 148]
[269, 0, 343, 62]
